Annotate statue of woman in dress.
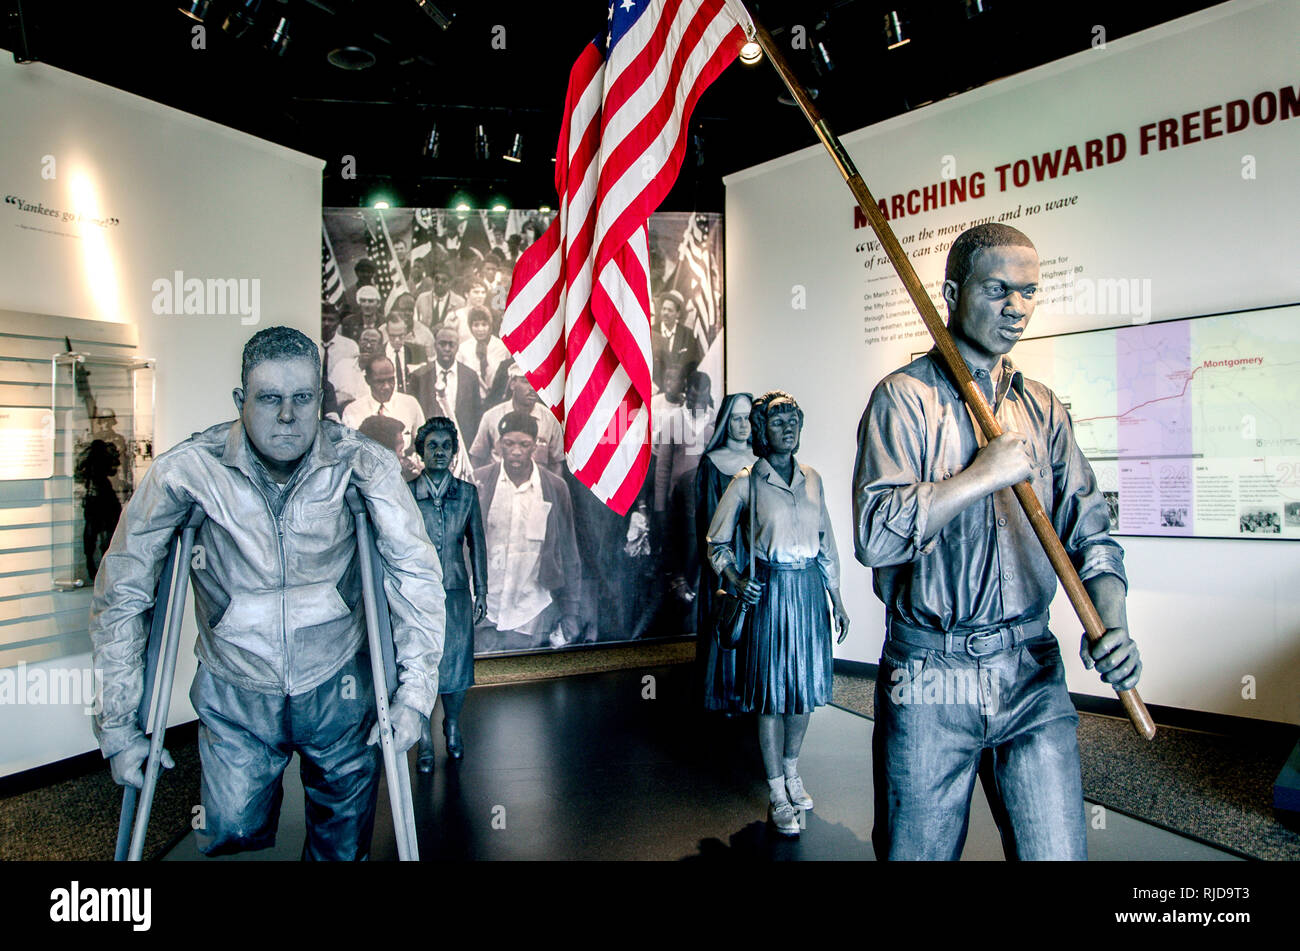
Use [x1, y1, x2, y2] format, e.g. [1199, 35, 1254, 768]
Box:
[707, 391, 850, 836]
[409, 416, 488, 770]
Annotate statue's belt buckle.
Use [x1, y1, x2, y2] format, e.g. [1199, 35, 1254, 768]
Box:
[964, 628, 1008, 658]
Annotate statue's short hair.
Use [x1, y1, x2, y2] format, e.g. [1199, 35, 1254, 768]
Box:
[415, 415, 458, 456]
[357, 413, 405, 450]
[944, 223, 1036, 291]
[750, 390, 803, 459]
[241, 326, 321, 390]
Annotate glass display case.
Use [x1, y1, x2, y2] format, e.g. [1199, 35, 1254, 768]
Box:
[50, 351, 155, 592]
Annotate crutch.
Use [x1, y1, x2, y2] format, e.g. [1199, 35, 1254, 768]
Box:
[345, 487, 420, 861]
[114, 506, 206, 861]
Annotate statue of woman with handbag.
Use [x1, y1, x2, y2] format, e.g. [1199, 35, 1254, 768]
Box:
[706, 391, 850, 837]
[694, 392, 755, 713]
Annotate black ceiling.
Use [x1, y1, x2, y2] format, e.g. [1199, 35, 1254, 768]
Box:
[5, 0, 1226, 211]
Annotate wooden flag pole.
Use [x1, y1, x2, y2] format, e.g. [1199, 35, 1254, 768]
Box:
[749, 18, 1156, 740]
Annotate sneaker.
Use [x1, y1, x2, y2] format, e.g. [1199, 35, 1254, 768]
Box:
[785, 775, 813, 811]
[768, 798, 800, 836]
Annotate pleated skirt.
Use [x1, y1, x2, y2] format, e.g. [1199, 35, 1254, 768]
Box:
[437, 588, 476, 694]
[735, 560, 833, 714]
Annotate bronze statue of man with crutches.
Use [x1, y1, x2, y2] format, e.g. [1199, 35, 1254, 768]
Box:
[91, 326, 443, 860]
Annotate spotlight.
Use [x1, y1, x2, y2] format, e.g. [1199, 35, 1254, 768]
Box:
[372, 199, 392, 209]
[474, 124, 490, 162]
[814, 40, 834, 73]
[538, 205, 552, 213]
[178, 0, 212, 21]
[223, 0, 260, 38]
[739, 40, 762, 64]
[413, 0, 455, 31]
[327, 46, 377, 70]
[422, 123, 441, 159]
[503, 133, 523, 163]
[267, 16, 291, 56]
[454, 202, 471, 213]
[964, 0, 991, 17]
[884, 10, 910, 49]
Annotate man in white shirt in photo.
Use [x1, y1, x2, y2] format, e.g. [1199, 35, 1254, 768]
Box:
[320, 301, 358, 416]
[342, 356, 426, 450]
[474, 411, 581, 652]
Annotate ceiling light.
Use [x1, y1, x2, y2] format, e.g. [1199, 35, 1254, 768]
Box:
[884, 11, 910, 50]
[422, 123, 440, 159]
[739, 40, 762, 65]
[327, 46, 377, 70]
[454, 202, 471, 213]
[267, 16, 291, 56]
[814, 40, 834, 73]
[413, 0, 455, 31]
[503, 133, 523, 163]
[223, 0, 260, 37]
[178, 1, 213, 21]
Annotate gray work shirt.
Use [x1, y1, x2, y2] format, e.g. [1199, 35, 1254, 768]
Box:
[852, 350, 1125, 632]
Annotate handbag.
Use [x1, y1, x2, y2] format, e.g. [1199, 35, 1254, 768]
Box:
[711, 466, 757, 650]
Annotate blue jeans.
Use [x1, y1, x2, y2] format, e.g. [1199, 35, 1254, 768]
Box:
[872, 632, 1086, 860]
[189, 653, 380, 860]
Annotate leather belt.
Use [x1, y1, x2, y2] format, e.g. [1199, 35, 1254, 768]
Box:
[887, 614, 1049, 658]
[754, 557, 812, 571]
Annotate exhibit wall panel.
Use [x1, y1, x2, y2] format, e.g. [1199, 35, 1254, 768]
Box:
[0, 57, 323, 775]
[723, 0, 1300, 722]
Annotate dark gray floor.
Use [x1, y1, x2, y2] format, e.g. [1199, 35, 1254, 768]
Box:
[165, 664, 1238, 861]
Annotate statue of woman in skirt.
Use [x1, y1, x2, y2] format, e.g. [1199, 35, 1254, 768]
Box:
[410, 416, 488, 770]
[706, 391, 850, 836]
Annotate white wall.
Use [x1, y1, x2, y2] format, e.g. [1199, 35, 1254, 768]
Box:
[723, 0, 1300, 723]
[0, 56, 323, 775]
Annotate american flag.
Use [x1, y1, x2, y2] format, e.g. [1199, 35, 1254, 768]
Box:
[410, 208, 437, 263]
[321, 224, 344, 305]
[363, 211, 410, 301]
[674, 213, 720, 345]
[501, 0, 750, 514]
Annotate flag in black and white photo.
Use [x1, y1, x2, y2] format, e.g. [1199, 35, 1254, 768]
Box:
[321, 224, 344, 304]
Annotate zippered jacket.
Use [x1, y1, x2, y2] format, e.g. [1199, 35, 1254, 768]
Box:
[90, 419, 445, 758]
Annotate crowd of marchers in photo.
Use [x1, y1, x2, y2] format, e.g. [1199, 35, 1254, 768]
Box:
[319, 212, 724, 653]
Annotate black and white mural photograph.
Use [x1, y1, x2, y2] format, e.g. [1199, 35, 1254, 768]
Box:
[322, 206, 725, 653]
[0, 0, 1295, 926]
